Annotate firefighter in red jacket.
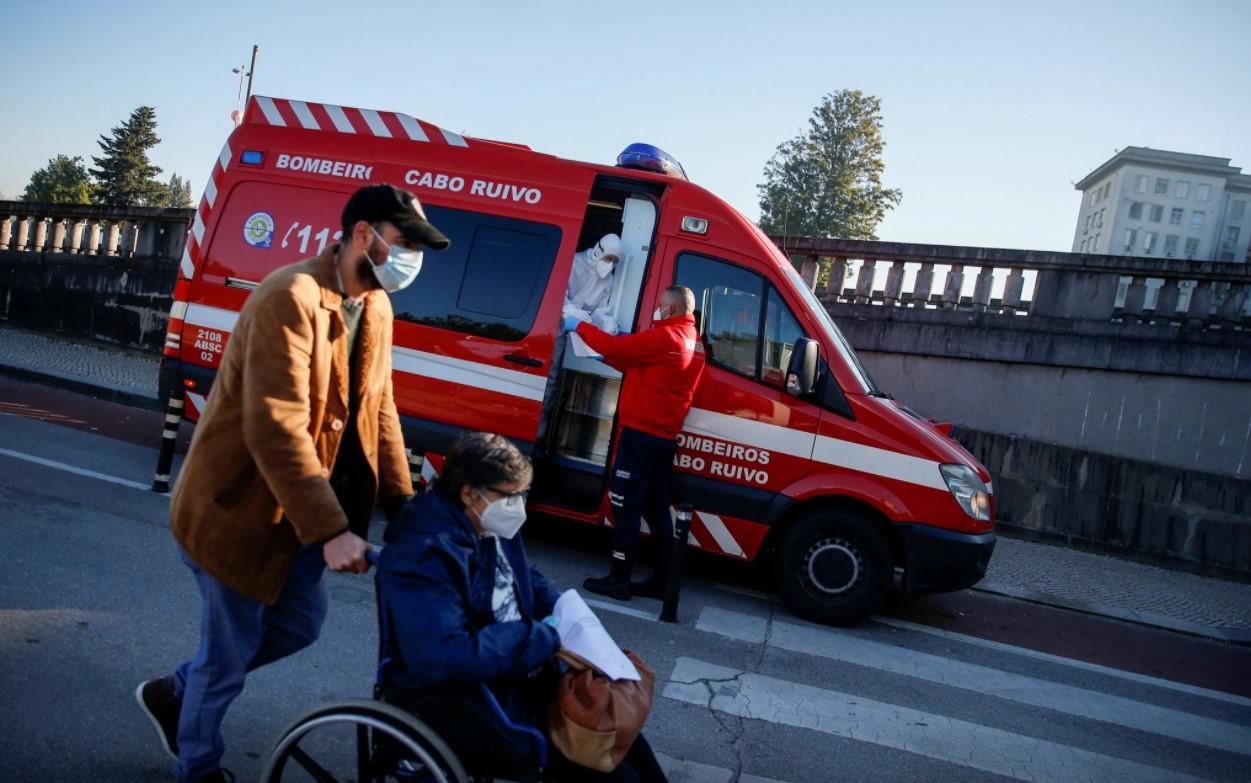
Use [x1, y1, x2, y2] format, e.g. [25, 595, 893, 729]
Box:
[566, 285, 706, 600]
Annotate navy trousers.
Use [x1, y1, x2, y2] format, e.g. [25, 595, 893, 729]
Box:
[608, 426, 678, 568]
[171, 544, 328, 781]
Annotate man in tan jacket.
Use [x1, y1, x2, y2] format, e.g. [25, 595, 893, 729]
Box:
[136, 185, 449, 783]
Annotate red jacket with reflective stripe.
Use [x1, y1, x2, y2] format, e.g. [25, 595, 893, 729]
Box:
[575, 315, 705, 441]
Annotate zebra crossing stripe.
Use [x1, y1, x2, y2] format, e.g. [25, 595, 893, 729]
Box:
[665, 657, 1214, 783]
[696, 607, 1251, 756]
[873, 616, 1251, 709]
[652, 753, 796, 783]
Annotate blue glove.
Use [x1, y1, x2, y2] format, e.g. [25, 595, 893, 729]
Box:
[542, 615, 561, 628]
[563, 316, 582, 333]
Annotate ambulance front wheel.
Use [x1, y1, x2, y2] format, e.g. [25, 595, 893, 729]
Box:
[774, 509, 893, 626]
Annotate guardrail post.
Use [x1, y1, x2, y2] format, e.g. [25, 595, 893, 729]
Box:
[659, 503, 695, 623]
[152, 388, 184, 492]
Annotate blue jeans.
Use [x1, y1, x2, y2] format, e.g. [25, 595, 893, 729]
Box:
[172, 544, 328, 781]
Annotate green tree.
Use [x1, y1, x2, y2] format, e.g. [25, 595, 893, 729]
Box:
[758, 90, 902, 240]
[90, 105, 166, 206]
[164, 173, 193, 208]
[21, 154, 94, 204]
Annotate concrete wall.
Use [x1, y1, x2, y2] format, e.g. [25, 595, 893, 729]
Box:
[780, 236, 1251, 573]
[956, 428, 1250, 575]
[0, 202, 189, 351]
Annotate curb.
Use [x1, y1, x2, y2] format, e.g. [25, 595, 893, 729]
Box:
[973, 581, 1251, 646]
[0, 364, 163, 412]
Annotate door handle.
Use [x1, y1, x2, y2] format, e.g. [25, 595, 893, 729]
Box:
[504, 353, 543, 368]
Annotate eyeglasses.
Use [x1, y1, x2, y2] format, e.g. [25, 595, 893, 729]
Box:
[480, 486, 529, 504]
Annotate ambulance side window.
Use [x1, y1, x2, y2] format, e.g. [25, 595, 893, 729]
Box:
[761, 287, 805, 390]
[677, 253, 807, 389]
[677, 254, 763, 379]
[389, 206, 559, 342]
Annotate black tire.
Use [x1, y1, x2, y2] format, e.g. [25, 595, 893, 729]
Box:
[261, 698, 470, 783]
[773, 509, 893, 626]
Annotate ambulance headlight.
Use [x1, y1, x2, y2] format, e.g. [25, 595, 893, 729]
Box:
[940, 464, 991, 521]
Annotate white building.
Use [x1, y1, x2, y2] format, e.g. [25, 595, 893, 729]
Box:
[1072, 147, 1251, 262]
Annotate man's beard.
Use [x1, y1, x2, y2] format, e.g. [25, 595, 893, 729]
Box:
[354, 241, 385, 291]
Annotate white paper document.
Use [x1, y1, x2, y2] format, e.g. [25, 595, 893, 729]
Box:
[552, 589, 641, 681]
[568, 332, 603, 359]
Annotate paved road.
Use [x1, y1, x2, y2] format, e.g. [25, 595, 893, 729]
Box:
[1, 385, 1249, 782]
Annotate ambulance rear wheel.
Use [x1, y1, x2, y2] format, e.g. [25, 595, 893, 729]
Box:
[774, 509, 893, 626]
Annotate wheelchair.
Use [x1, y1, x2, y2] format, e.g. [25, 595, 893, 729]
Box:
[260, 551, 550, 783]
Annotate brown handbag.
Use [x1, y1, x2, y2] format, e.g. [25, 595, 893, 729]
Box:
[547, 648, 655, 773]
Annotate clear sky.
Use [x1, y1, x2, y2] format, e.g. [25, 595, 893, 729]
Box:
[1, 0, 1247, 251]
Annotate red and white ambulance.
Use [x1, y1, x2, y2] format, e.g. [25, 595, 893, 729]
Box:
[159, 95, 995, 624]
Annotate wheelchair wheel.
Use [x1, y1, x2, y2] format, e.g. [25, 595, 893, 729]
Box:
[261, 698, 471, 783]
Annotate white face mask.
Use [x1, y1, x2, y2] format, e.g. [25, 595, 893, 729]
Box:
[653, 306, 667, 321]
[595, 258, 616, 278]
[474, 489, 527, 539]
[368, 228, 424, 293]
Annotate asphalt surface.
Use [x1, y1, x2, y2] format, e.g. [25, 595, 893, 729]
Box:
[1, 378, 1250, 782]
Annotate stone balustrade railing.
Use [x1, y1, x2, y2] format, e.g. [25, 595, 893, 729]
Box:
[773, 236, 1251, 329]
[0, 201, 195, 261]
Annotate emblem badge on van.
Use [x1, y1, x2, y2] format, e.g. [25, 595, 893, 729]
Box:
[243, 211, 275, 249]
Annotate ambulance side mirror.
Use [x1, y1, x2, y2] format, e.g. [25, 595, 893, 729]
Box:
[785, 338, 819, 397]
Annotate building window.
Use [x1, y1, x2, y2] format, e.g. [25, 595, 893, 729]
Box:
[1085, 214, 1092, 232]
[1124, 229, 1137, 252]
[1184, 237, 1200, 258]
[1098, 208, 1105, 227]
[1176, 181, 1190, 199]
[1226, 226, 1241, 244]
[1169, 207, 1184, 225]
[1094, 233, 1101, 250]
[1143, 232, 1157, 253]
[1219, 252, 1235, 262]
[1196, 183, 1211, 202]
[1191, 211, 1205, 228]
[1128, 202, 1143, 220]
[1135, 175, 1149, 193]
[1154, 178, 1169, 194]
[1232, 200, 1247, 221]
[1149, 204, 1163, 223]
[1163, 234, 1179, 257]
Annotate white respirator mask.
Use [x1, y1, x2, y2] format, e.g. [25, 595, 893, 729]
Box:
[368, 228, 424, 293]
[595, 258, 616, 278]
[475, 489, 527, 539]
[653, 306, 667, 321]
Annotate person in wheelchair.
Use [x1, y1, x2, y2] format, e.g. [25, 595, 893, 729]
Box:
[376, 431, 668, 783]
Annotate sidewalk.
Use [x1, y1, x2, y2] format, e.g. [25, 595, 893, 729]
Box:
[2, 323, 1250, 643]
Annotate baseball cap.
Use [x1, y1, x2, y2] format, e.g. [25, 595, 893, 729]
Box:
[342, 184, 451, 250]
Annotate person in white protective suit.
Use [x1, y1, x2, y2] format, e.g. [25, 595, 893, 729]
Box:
[563, 233, 622, 334]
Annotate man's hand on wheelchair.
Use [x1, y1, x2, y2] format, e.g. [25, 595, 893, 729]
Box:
[324, 530, 371, 574]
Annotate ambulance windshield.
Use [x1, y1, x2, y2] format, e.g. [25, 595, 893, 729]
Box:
[780, 263, 877, 394]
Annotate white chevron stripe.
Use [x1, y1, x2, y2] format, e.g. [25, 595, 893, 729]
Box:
[359, 109, 392, 137]
[397, 115, 429, 142]
[696, 512, 745, 557]
[191, 212, 204, 244]
[323, 104, 356, 133]
[218, 143, 232, 172]
[203, 176, 217, 208]
[179, 246, 194, 279]
[441, 128, 468, 147]
[255, 96, 286, 126]
[288, 100, 320, 130]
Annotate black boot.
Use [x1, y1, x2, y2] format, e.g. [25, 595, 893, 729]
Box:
[583, 557, 633, 601]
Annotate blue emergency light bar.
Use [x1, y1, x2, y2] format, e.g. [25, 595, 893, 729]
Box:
[240, 150, 264, 166]
[616, 143, 687, 180]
